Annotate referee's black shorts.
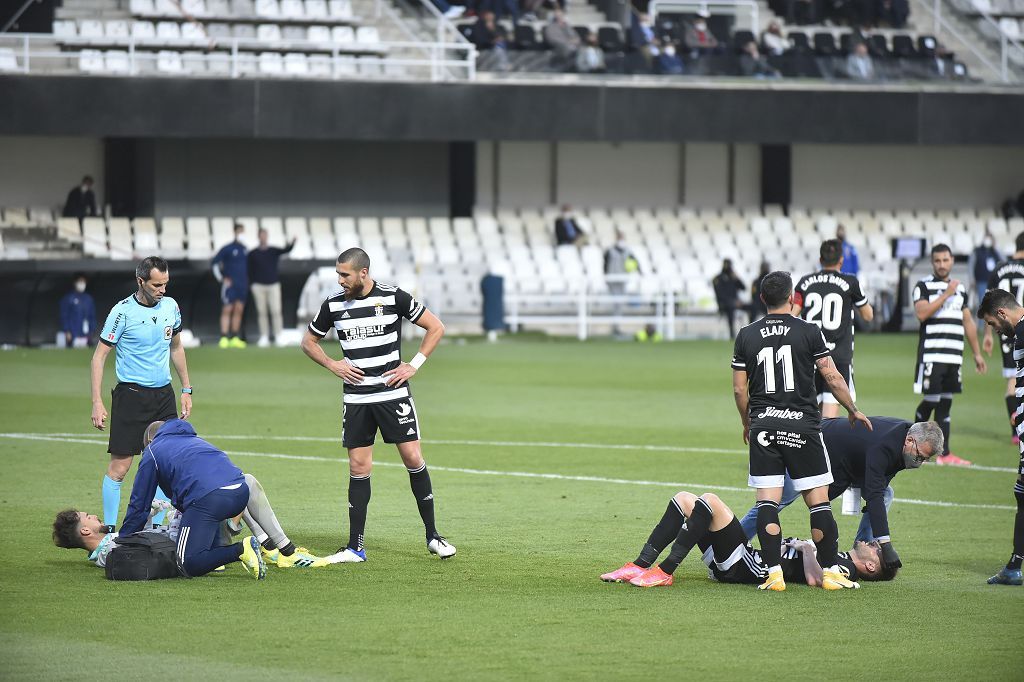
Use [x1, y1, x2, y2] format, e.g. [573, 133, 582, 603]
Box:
[108, 382, 177, 456]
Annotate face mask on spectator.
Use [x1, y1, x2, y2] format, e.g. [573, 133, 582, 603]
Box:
[81, 184, 90, 192]
[75, 280, 87, 293]
[983, 237, 994, 248]
[695, 20, 706, 31]
[664, 45, 676, 56]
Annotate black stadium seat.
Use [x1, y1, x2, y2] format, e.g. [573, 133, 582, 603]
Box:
[514, 23, 539, 50]
[917, 35, 938, 57]
[813, 32, 837, 55]
[892, 34, 916, 57]
[574, 25, 589, 42]
[787, 31, 810, 52]
[868, 34, 889, 56]
[457, 23, 474, 42]
[839, 33, 855, 54]
[597, 25, 623, 52]
[733, 29, 755, 52]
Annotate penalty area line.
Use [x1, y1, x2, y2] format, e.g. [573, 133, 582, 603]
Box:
[0, 432, 1015, 512]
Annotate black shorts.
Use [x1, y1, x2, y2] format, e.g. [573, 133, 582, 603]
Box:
[748, 427, 833, 491]
[702, 518, 763, 585]
[815, 362, 855, 405]
[913, 361, 962, 395]
[342, 397, 421, 449]
[108, 382, 177, 456]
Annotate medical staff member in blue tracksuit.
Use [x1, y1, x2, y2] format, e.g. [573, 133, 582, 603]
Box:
[212, 222, 249, 349]
[120, 419, 266, 578]
[91, 256, 192, 530]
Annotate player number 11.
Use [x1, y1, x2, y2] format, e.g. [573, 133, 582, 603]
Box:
[757, 344, 795, 393]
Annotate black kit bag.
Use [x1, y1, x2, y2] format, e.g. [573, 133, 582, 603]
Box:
[104, 532, 181, 581]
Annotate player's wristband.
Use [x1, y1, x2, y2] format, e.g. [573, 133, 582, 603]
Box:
[181, 387, 193, 395]
[409, 353, 427, 370]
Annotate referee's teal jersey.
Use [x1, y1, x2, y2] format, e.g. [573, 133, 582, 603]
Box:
[99, 295, 182, 387]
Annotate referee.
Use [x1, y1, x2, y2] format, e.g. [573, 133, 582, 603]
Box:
[90, 256, 193, 529]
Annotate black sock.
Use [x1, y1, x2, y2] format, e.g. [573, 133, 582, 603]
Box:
[635, 498, 686, 568]
[408, 464, 437, 540]
[279, 542, 296, 557]
[348, 474, 371, 551]
[1009, 481, 1024, 571]
[915, 399, 935, 423]
[659, 497, 713, 575]
[810, 502, 839, 568]
[934, 398, 953, 455]
[261, 539, 276, 551]
[756, 500, 781, 568]
[1007, 396, 1018, 437]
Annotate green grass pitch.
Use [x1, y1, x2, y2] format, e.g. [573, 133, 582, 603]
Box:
[1, 334, 1022, 680]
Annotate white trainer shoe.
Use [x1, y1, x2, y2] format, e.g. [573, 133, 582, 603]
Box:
[427, 536, 456, 559]
[325, 547, 367, 564]
[257, 336, 271, 348]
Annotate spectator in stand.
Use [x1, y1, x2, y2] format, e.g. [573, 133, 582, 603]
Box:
[740, 40, 781, 78]
[576, 30, 607, 73]
[62, 175, 99, 222]
[60, 273, 97, 348]
[837, 224, 861, 276]
[749, 260, 771, 322]
[683, 8, 719, 57]
[554, 204, 587, 246]
[475, 0, 519, 24]
[846, 42, 876, 79]
[712, 259, 745, 338]
[544, 9, 581, 67]
[875, 0, 908, 28]
[248, 228, 296, 348]
[629, 12, 657, 65]
[653, 40, 685, 74]
[761, 21, 790, 56]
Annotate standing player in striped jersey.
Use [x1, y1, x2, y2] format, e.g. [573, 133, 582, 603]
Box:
[793, 238, 874, 419]
[977, 288, 1024, 586]
[912, 244, 987, 466]
[301, 247, 455, 563]
[984, 233, 1024, 444]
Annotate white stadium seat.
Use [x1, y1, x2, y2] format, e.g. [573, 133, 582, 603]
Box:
[133, 218, 159, 252]
[255, 0, 281, 17]
[331, 25, 354, 43]
[284, 52, 309, 74]
[132, 20, 156, 39]
[307, 25, 331, 42]
[0, 48, 19, 72]
[104, 50, 131, 73]
[328, 0, 353, 18]
[257, 23, 282, 41]
[80, 20, 104, 39]
[280, 0, 305, 17]
[258, 51, 283, 73]
[157, 50, 185, 72]
[82, 218, 109, 257]
[305, 0, 328, 17]
[156, 21, 183, 42]
[182, 0, 207, 15]
[53, 20, 77, 38]
[131, 0, 155, 14]
[79, 49, 105, 72]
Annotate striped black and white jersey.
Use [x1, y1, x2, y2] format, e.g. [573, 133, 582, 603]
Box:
[913, 276, 968, 367]
[308, 282, 426, 405]
[794, 270, 868, 365]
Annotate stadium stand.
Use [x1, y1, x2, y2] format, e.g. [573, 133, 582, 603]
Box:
[3, 205, 1016, 318]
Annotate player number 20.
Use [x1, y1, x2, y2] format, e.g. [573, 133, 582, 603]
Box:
[756, 344, 795, 393]
[803, 292, 843, 331]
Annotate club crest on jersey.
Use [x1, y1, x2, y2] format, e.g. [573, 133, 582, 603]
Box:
[374, 300, 385, 317]
[164, 326, 173, 340]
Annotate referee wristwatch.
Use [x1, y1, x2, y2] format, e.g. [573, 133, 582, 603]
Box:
[181, 387, 193, 395]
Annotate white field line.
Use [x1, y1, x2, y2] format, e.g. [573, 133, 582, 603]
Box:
[27, 431, 1021, 474]
[1, 432, 1015, 512]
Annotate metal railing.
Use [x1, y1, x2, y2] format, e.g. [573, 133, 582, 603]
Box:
[649, 0, 759, 32]
[506, 277, 679, 341]
[919, 0, 1023, 81]
[0, 31, 476, 81]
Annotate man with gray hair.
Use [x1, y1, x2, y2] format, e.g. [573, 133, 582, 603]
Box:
[739, 416, 944, 577]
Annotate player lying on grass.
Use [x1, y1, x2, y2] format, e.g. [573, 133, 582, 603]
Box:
[55, 419, 326, 579]
[737, 417, 943, 574]
[601, 490, 892, 589]
[53, 469, 325, 572]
